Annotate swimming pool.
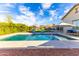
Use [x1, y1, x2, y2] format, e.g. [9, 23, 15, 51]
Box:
[0, 34, 59, 41]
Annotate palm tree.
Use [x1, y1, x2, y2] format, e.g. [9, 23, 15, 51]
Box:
[5, 15, 14, 33]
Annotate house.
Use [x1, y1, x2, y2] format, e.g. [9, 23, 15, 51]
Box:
[61, 4, 79, 33]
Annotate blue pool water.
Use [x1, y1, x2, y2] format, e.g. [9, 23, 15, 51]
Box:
[0, 34, 59, 41]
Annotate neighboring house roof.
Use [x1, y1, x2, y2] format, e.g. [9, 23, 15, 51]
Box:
[61, 4, 79, 20]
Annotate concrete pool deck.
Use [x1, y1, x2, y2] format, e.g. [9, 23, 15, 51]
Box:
[38, 40, 79, 48]
[0, 32, 32, 39]
[0, 40, 79, 48]
[0, 41, 48, 48]
[56, 32, 79, 40]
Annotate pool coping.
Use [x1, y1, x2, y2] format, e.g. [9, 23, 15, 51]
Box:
[53, 33, 79, 40]
[0, 32, 79, 48]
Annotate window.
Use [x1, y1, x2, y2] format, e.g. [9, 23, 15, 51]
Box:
[73, 20, 79, 26]
[73, 19, 79, 30]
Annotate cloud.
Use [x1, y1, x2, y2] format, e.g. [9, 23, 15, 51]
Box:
[0, 4, 10, 11]
[58, 15, 63, 19]
[0, 3, 73, 25]
[4, 3, 16, 8]
[64, 5, 74, 14]
[0, 3, 16, 10]
[0, 4, 16, 22]
[0, 15, 6, 22]
[0, 3, 17, 16]
[36, 19, 48, 25]
[64, 8, 70, 14]
[15, 6, 36, 26]
[0, 4, 36, 26]
[0, 10, 10, 14]
[19, 5, 29, 15]
[49, 17, 53, 21]
[49, 10, 57, 17]
[39, 9, 44, 16]
[15, 15, 36, 26]
[49, 10, 57, 21]
[42, 3, 52, 9]
[19, 5, 35, 16]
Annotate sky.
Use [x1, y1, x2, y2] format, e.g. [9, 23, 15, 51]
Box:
[0, 3, 76, 26]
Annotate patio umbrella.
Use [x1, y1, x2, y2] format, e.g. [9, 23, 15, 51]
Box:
[59, 22, 75, 27]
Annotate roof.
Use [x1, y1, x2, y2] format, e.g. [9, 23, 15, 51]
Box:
[61, 4, 79, 20]
[59, 22, 72, 25]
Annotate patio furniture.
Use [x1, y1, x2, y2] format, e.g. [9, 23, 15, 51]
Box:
[67, 29, 79, 36]
[67, 29, 77, 33]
